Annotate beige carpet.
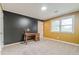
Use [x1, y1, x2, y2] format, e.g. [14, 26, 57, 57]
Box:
[1, 39, 79, 55]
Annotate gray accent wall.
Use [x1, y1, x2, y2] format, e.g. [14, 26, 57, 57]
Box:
[4, 11, 38, 45]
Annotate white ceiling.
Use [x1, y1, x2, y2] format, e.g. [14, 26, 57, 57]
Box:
[2, 3, 79, 20]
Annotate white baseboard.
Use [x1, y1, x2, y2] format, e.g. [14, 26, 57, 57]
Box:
[5, 42, 22, 47]
[3, 38, 79, 47]
[44, 37, 79, 46]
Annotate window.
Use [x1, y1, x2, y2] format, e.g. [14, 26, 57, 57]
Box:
[51, 20, 60, 32]
[61, 18, 73, 32]
[51, 16, 74, 33]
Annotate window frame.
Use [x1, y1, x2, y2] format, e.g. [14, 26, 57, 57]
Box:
[51, 19, 60, 32]
[51, 15, 75, 33]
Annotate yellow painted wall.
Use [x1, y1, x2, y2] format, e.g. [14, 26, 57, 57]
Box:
[44, 12, 79, 44]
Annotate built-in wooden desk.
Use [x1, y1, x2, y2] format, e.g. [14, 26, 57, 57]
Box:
[24, 32, 40, 44]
